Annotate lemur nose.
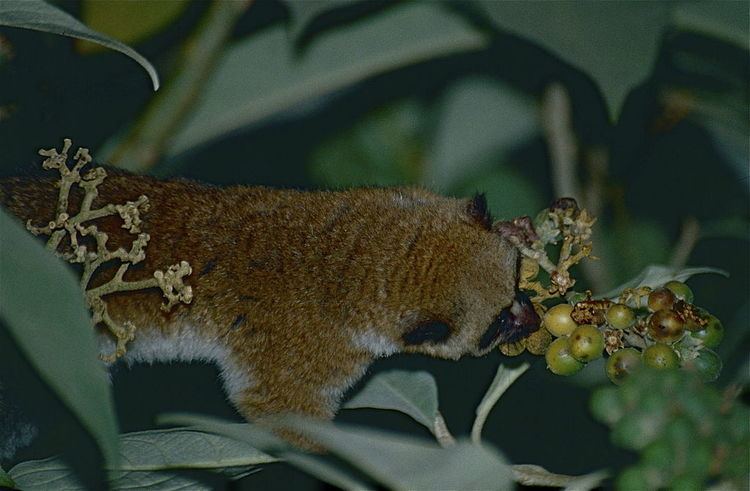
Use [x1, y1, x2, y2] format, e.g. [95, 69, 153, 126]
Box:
[478, 291, 540, 350]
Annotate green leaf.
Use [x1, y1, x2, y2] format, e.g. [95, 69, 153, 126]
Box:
[343, 370, 439, 433]
[0, 209, 119, 466]
[165, 2, 486, 161]
[309, 101, 426, 188]
[78, 0, 189, 54]
[511, 464, 608, 490]
[282, 452, 372, 491]
[9, 458, 208, 491]
[452, 164, 545, 221]
[0, 465, 16, 489]
[284, 0, 355, 40]
[424, 77, 537, 190]
[8, 428, 277, 490]
[285, 418, 513, 491]
[599, 265, 729, 300]
[0, 0, 159, 90]
[471, 363, 529, 444]
[672, 1, 749, 49]
[476, 1, 674, 114]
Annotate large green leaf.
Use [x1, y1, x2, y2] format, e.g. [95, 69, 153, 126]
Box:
[0, 0, 159, 90]
[165, 2, 486, 161]
[282, 452, 372, 491]
[78, 0, 189, 54]
[0, 209, 119, 466]
[343, 370, 439, 433]
[476, 0, 674, 114]
[599, 264, 728, 300]
[424, 77, 537, 190]
[285, 418, 513, 491]
[284, 0, 355, 40]
[9, 427, 276, 490]
[471, 363, 529, 444]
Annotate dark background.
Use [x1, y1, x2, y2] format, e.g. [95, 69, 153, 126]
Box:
[1, 1, 748, 489]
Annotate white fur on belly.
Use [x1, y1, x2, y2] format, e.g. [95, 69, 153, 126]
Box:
[100, 326, 253, 402]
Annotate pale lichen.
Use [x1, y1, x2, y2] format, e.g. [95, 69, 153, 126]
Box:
[26, 139, 193, 362]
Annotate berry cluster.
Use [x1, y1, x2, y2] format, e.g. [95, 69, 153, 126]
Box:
[542, 281, 724, 384]
[591, 367, 749, 490]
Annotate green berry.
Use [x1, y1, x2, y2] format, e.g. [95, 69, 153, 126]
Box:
[569, 325, 604, 362]
[543, 303, 577, 337]
[616, 467, 649, 491]
[648, 309, 685, 344]
[606, 303, 635, 329]
[590, 387, 623, 425]
[606, 348, 642, 385]
[545, 337, 584, 376]
[669, 476, 703, 491]
[684, 349, 722, 382]
[690, 315, 724, 348]
[648, 287, 676, 312]
[643, 343, 680, 369]
[664, 280, 694, 304]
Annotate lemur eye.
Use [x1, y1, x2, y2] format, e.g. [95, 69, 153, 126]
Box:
[402, 321, 451, 345]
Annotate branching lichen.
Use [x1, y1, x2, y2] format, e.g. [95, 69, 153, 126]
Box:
[26, 139, 193, 362]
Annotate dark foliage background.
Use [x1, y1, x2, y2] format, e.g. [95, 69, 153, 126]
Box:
[1, 1, 747, 489]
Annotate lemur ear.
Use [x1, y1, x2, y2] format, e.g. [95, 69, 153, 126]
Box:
[466, 193, 492, 230]
[402, 321, 452, 345]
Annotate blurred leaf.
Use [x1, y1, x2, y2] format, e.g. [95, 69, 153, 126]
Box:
[286, 418, 513, 491]
[701, 217, 750, 241]
[476, 0, 674, 114]
[343, 370, 439, 433]
[77, 0, 190, 54]
[511, 464, 607, 490]
[10, 427, 277, 490]
[0, 0, 159, 90]
[310, 101, 425, 187]
[0, 465, 15, 488]
[10, 458, 208, 491]
[600, 264, 728, 300]
[672, 1, 749, 49]
[604, 220, 672, 284]
[424, 77, 537, 190]
[471, 363, 529, 444]
[453, 165, 545, 220]
[0, 209, 119, 467]
[157, 414, 290, 453]
[165, 3, 486, 161]
[282, 452, 372, 491]
[284, 0, 354, 40]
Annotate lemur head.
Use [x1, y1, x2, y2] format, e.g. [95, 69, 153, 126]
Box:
[368, 193, 540, 360]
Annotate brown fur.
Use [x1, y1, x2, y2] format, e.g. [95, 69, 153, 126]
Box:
[1, 173, 519, 432]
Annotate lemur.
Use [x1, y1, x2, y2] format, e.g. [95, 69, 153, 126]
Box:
[1, 164, 540, 444]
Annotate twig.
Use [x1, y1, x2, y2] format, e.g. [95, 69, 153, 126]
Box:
[669, 216, 701, 269]
[432, 413, 456, 448]
[105, 0, 253, 172]
[541, 83, 612, 292]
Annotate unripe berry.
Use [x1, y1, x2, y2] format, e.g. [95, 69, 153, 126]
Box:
[642, 343, 679, 369]
[543, 303, 577, 337]
[569, 325, 604, 362]
[647, 287, 676, 312]
[545, 337, 584, 376]
[664, 280, 694, 304]
[690, 315, 724, 348]
[606, 348, 641, 385]
[606, 303, 635, 329]
[684, 349, 722, 382]
[648, 309, 685, 344]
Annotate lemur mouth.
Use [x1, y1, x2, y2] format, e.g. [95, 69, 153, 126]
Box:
[478, 291, 540, 350]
